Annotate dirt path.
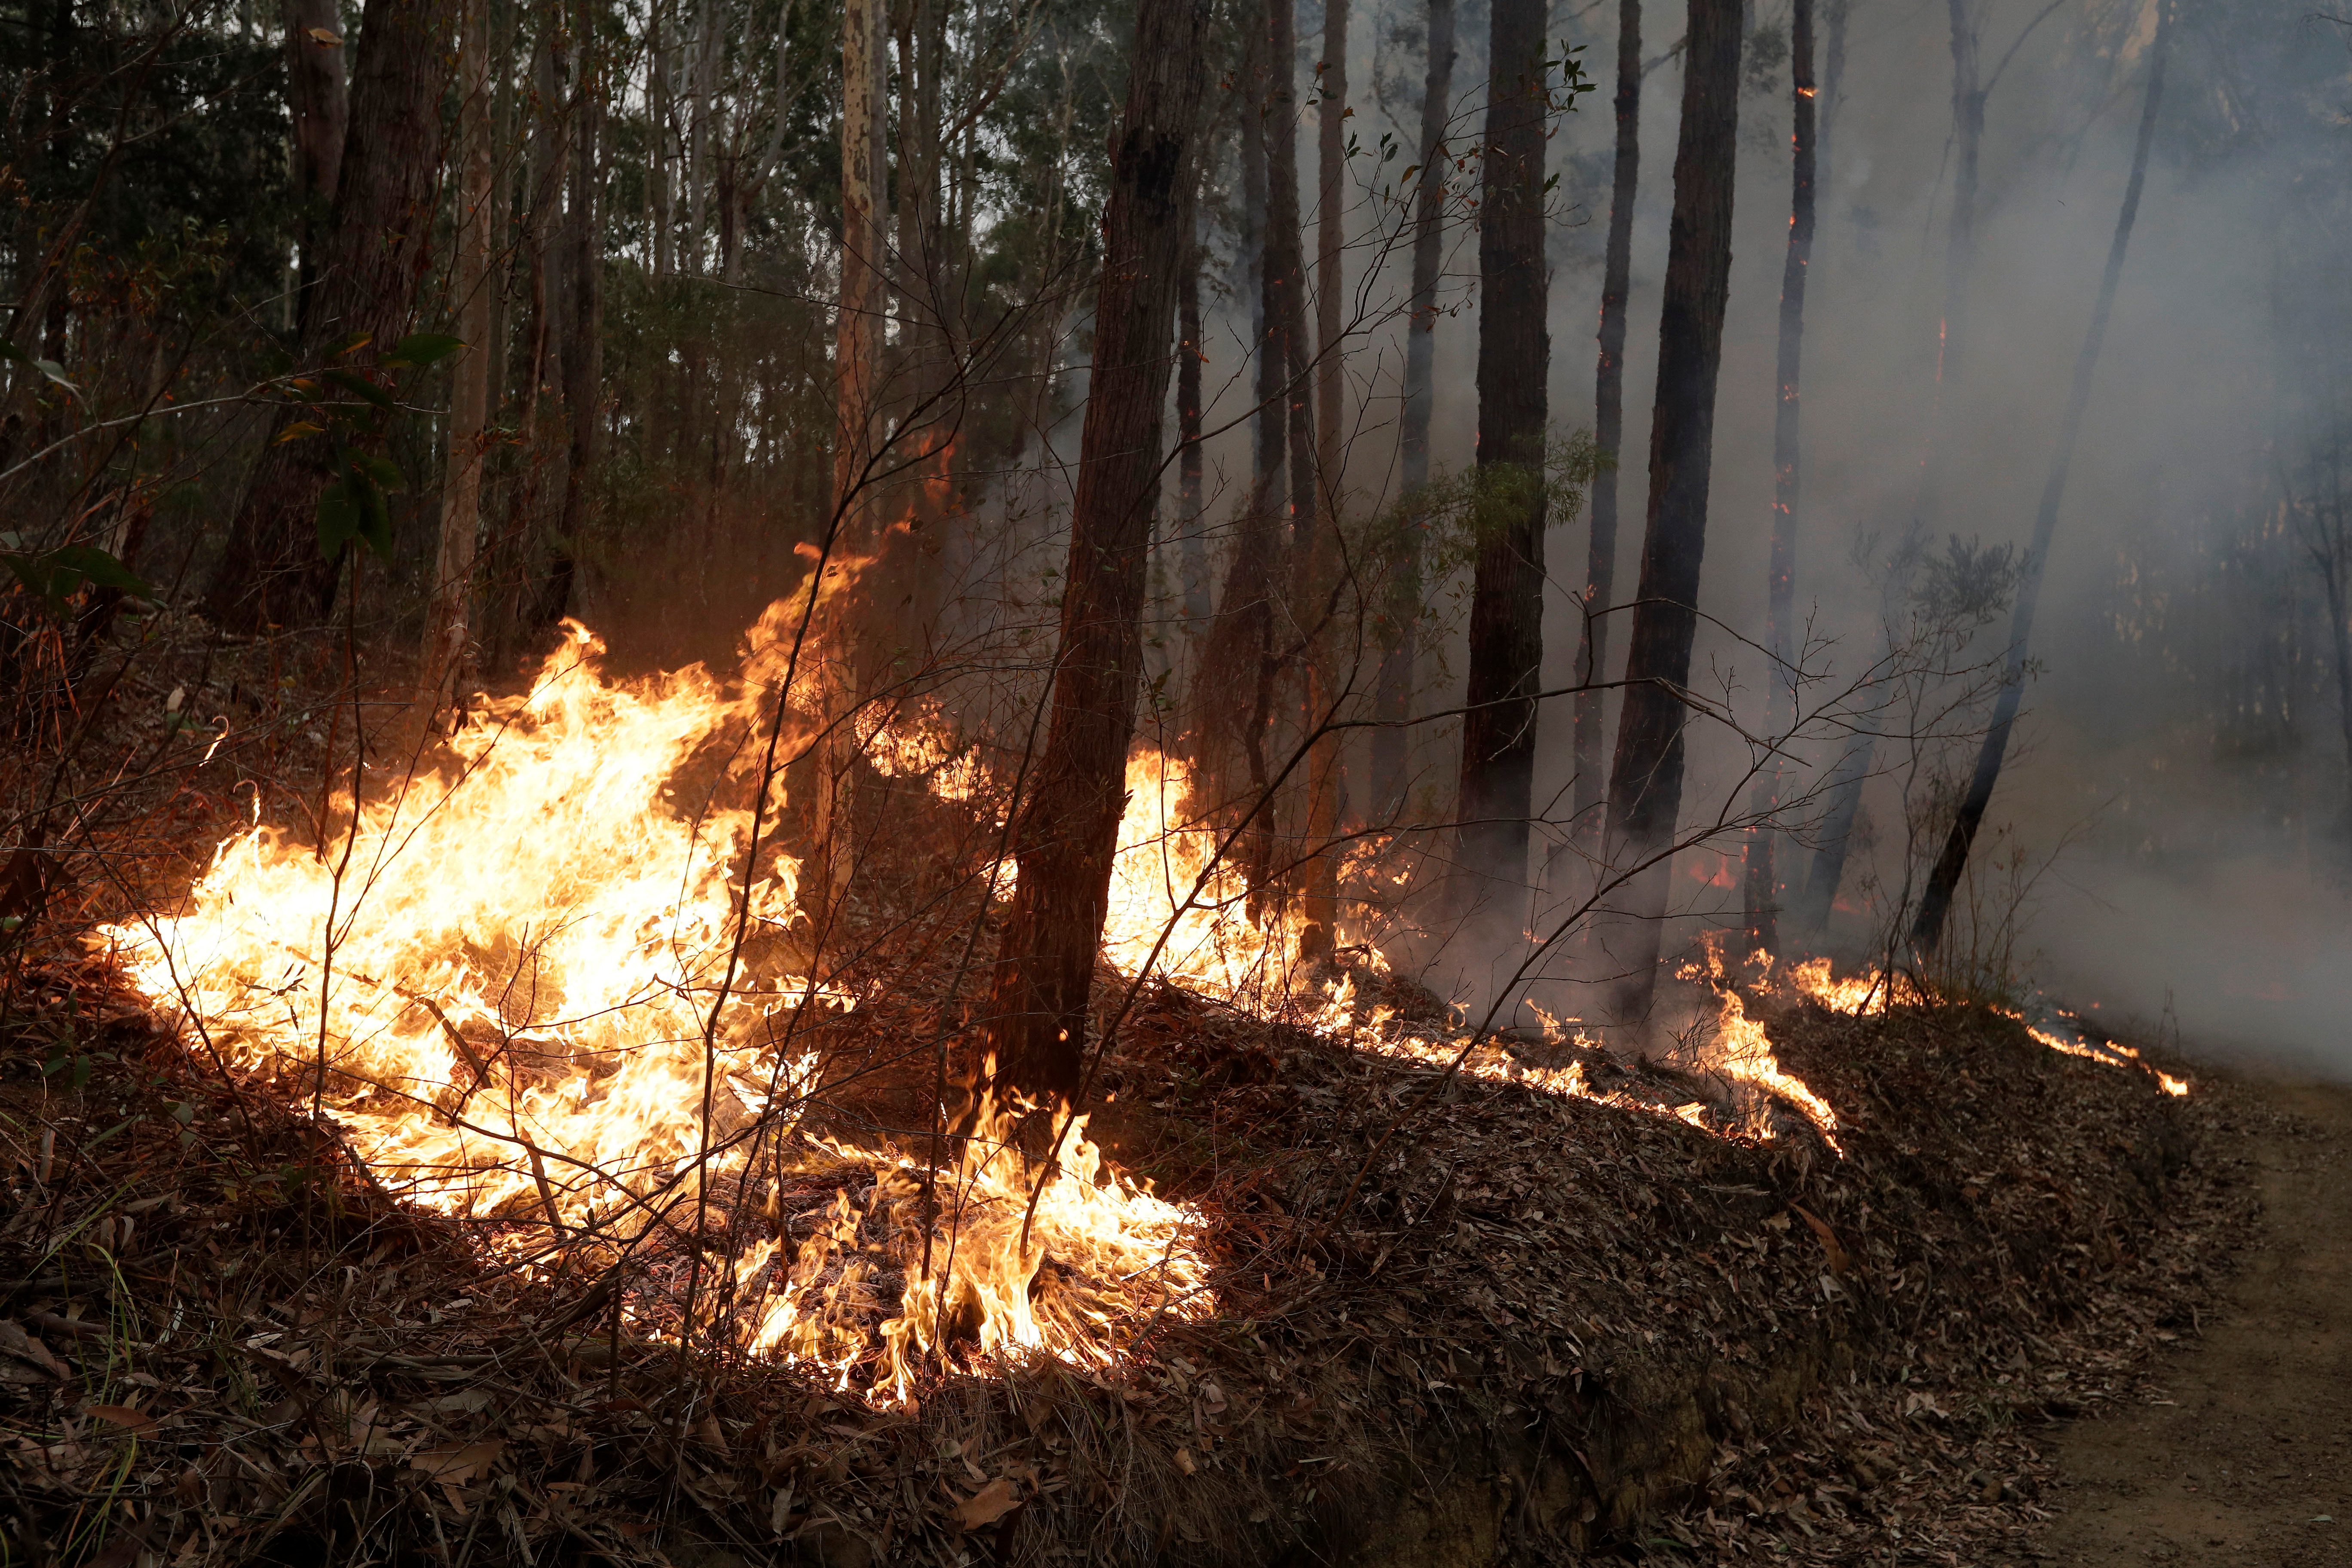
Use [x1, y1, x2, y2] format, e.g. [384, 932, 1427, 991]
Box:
[2036, 1078, 2352, 1566]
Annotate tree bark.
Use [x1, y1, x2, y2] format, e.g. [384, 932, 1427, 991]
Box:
[1565, 0, 1642, 885]
[1455, 0, 1551, 923]
[201, 0, 453, 631]
[422, 0, 494, 716]
[1600, 0, 1742, 1034]
[1176, 216, 1210, 620]
[539, 0, 602, 630]
[983, 0, 1211, 1104]
[1297, 0, 1347, 959]
[834, 0, 887, 522]
[1371, 0, 1454, 816]
[1739, 0, 1814, 956]
[1911, 0, 2171, 954]
[283, 0, 350, 316]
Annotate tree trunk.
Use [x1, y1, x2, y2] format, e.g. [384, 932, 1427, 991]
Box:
[1455, 0, 1551, 927]
[201, 0, 453, 631]
[1563, 0, 1641, 882]
[1297, 0, 1347, 959]
[834, 0, 886, 521]
[1198, 0, 1285, 885]
[1799, 0, 1976, 927]
[1599, 0, 1742, 1035]
[422, 0, 494, 717]
[651, 0, 674, 280]
[283, 0, 349, 315]
[983, 0, 1210, 1105]
[1176, 216, 1209, 620]
[1739, 0, 1814, 956]
[539, 2, 602, 630]
[1911, 0, 2171, 954]
[1371, 0, 1454, 816]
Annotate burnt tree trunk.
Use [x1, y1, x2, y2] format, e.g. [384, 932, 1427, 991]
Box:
[1199, 0, 1281, 810]
[202, 0, 452, 631]
[1456, 0, 1551, 926]
[1564, 0, 1641, 879]
[982, 0, 1211, 1104]
[1176, 215, 1210, 620]
[1600, 0, 1742, 1034]
[539, 7, 603, 631]
[1298, 0, 1348, 958]
[1372, 0, 1454, 817]
[1800, 0, 1979, 931]
[1739, 0, 1815, 956]
[422, 0, 494, 716]
[1911, 0, 2171, 954]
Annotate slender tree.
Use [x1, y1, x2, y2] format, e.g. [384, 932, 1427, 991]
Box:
[1565, 0, 1642, 876]
[1739, 0, 1816, 954]
[541, 0, 603, 629]
[1912, 0, 2173, 952]
[1456, 0, 1553, 925]
[1371, 0, 1455, 815]
[1600, 0, 1742, 1033]
[833, 0, 886, 523]
[1298, 0, 1348, 958]
[1176, 213, 1210, 621]
[1799, 0, 2058, 931]
[422, 0, 495, 715]
[202, 0, 454, 630]
[983, 0, 1212, 1102]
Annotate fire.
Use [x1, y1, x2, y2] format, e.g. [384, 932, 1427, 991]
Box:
[1686, 936, 1844, 1148]
[1780, 956, 2189, 1098]
[1102, 747, 1306, 999]
[102, 602, 1210, 1400]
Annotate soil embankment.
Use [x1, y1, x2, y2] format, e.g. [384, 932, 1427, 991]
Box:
[2036, 1078, 2352, 1567]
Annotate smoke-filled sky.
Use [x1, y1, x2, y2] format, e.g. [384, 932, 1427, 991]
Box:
[1178, 0, 2352, 1073]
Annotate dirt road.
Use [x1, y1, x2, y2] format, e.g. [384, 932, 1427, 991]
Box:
[2036, 1079, 2352, 1566]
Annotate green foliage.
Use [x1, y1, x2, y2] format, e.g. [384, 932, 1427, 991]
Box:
[1375, 429, 1604, 581]
[0, 534, 152, 616]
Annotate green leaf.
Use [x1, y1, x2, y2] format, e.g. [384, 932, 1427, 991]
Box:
[384, 332, 466, 369]
[45, 545, 151, 598]
[321, 367, 395, 410]
[352, 451, 407, 492]
[317, 480, 364, 559]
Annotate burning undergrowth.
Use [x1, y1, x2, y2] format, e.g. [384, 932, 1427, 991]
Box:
[6, 605, 2245, 1567]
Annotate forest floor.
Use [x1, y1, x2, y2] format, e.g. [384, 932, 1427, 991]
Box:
[2030, 1075, 2351, 1568]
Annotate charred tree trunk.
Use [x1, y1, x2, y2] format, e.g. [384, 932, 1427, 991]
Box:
[539, 4, 602, 631]
[1371, 0, 1454, 816]
[422, 0, 495, 716]
[1800, 0, 1982, 930]
[1911, 0, 2171, 955]
[202, 0, 452, 631]
[1456, 0, 1551, 925]
[1298, 0, 1347, 959]
[982, 0, 1210, 1104]
[1600, 0, 1741, 1034]
[1176, 217, 1210, 621]
[284, 0, 349, 317]
[834, 0, 887, 524]
[1739, 0, 1815, 956]
[1200, 0, 1281, 810]
[1565, 0, 1641, 880]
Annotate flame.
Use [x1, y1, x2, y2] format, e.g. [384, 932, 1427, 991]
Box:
[102, 602, 1210, 1401]
[1781, 957, 2189, 1098]
[1686, 937, 1844, 1149]
[1102, 748, 1301, 998]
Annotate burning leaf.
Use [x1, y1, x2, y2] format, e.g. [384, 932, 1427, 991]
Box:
[952, 1476, 1021, 1531]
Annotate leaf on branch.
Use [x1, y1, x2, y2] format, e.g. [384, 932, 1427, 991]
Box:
[385, 332, 466, 369]
[305, 26, 342, 43]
